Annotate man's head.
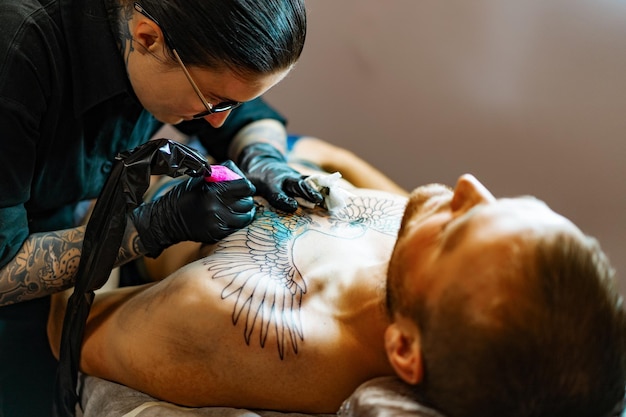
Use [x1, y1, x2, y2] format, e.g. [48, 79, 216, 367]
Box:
[385, 174, 626, 417]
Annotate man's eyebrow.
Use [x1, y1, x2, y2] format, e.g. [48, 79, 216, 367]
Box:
[440, 195, 547, 252]
[440, 208, 476, 253]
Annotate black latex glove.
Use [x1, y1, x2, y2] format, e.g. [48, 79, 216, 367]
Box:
[131, 160, 256, 257]
[237, 142, 324, 213]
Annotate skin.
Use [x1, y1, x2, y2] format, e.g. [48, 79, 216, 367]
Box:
[48, 174, 585, 413]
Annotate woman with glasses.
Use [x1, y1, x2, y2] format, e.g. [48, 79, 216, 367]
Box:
[0, 0, 321, 415]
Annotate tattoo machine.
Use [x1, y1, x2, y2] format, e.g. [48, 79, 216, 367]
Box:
[53, 139, 220, 417]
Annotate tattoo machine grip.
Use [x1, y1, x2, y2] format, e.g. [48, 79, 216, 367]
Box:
[204, 165, 242, 182]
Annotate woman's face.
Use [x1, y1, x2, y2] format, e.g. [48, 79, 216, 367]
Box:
[125, 15, 290, 126]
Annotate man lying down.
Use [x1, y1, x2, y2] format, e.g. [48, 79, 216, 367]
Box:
[48, 159, 626, 416]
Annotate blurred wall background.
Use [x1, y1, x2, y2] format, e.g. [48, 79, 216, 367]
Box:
[264, 0, 626, 294]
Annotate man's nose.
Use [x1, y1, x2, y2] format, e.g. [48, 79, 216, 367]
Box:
[202, 111, 231, 128]
[450, 174, 496, 212]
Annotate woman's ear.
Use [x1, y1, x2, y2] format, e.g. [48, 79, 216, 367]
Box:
[131, 13, 162, 53]
[384, 318, 423, 384]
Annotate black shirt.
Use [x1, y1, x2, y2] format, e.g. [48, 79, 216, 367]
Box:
[0, 0, 285, 267]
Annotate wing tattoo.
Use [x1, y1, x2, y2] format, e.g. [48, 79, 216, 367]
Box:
[202, 204, 313, 360]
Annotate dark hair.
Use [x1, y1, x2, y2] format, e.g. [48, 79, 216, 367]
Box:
[115, 0, 306, 77]
[412, 233, 626, 417]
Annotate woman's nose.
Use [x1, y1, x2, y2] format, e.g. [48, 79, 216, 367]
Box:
[202, 111, 231, 128]
[450, 174, 496, 213]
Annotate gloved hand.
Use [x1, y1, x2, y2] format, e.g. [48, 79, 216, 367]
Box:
[237, 142, 324, 213]
[131, 160, 256, 258]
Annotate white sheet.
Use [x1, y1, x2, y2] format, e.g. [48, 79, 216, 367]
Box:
[337, 377, 443, 417]
[77, 373, 625, 417]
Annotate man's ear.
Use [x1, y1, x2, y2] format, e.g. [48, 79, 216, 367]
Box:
[384, 319, 423, 384]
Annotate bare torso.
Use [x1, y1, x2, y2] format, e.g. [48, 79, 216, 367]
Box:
[77, 188, 408, 413]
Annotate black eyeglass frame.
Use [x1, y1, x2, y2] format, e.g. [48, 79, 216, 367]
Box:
[133, 2, 242, 119]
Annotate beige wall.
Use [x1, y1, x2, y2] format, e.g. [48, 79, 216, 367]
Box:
[264, 0, 626, 293]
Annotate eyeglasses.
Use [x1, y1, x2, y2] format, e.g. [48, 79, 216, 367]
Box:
[133, 2, 242, 119]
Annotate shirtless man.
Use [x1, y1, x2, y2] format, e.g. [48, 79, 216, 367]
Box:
[48, 172, 625, 416]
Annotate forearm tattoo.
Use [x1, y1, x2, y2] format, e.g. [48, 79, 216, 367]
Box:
[229, 120, 288, 160]
[0, 218, 143, 307]
[203, 195, 405, 359]
[0, 227, 85, 306]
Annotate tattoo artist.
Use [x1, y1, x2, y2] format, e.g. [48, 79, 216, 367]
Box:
[0, 0, 323, 415]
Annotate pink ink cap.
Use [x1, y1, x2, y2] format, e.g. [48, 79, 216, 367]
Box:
[204, 165, 242, 182]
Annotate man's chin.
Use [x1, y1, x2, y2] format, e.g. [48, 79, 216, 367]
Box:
[400, 183, 454, 223]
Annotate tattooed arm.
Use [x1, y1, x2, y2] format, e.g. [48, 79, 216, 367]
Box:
[0, 227, 85, 306]
[0, 218, 143, 307]
[228, 118, 288, 159]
